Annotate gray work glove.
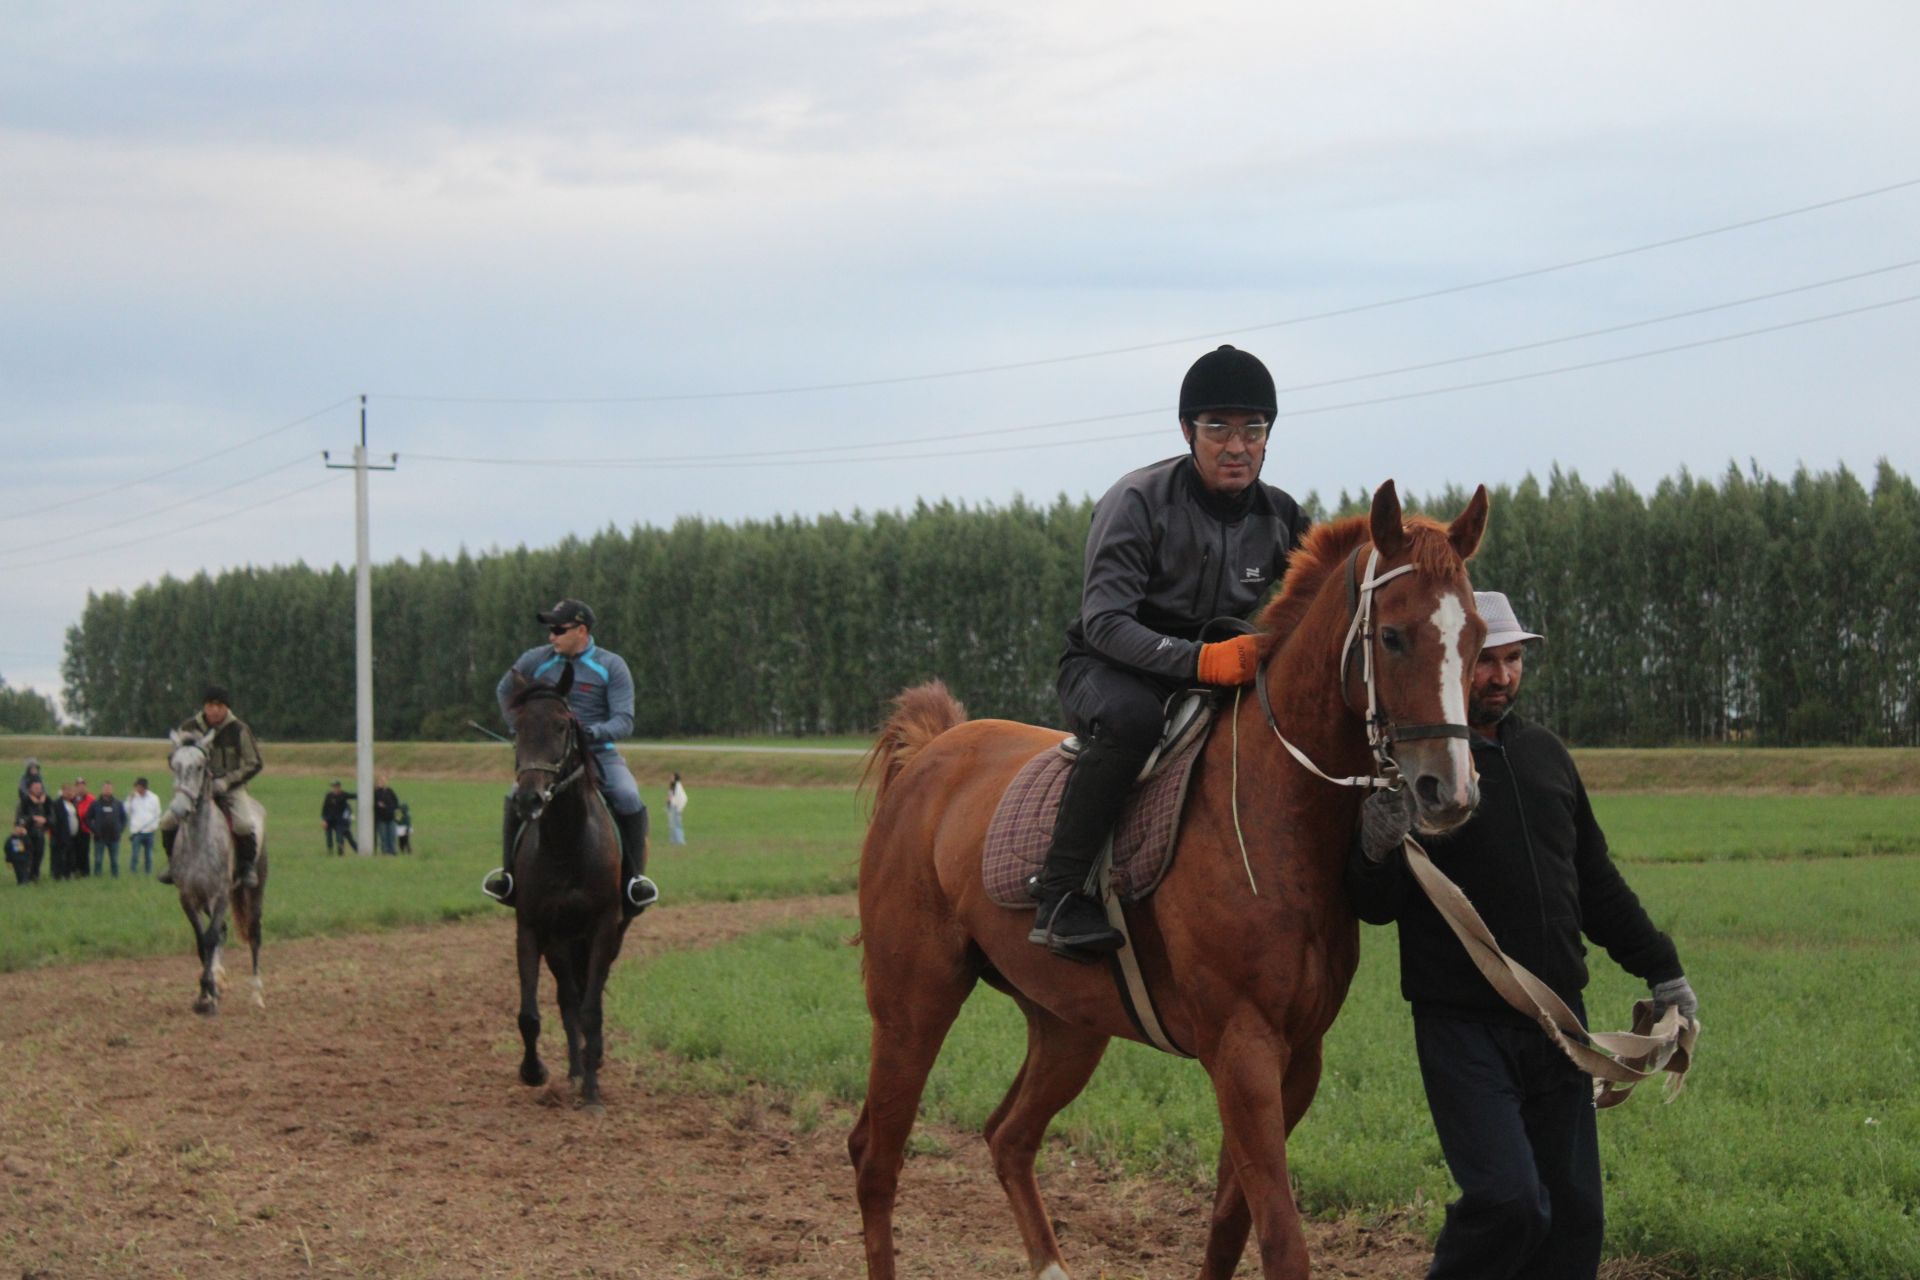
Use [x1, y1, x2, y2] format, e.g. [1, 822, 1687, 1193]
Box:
[1650, 975, 1699, 1024]
[1359, 786, 1416, 863]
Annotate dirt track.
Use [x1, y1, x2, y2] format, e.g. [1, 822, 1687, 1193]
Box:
[0, 897, 1430, 1278]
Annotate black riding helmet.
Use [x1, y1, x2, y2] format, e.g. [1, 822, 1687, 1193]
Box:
[1179, 345, 1277, 420]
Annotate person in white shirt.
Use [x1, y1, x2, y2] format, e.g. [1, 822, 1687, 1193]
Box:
[125, 776, 163, 876]
[667, 771, 688, 845]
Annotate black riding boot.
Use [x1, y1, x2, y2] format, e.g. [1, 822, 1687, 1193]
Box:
[1028, 737, 1143, 959]
[232, 831, 260, 889]
[483, 794, 519, 905]
[156, 827, 178, 885]
[614, 807, 658, 919]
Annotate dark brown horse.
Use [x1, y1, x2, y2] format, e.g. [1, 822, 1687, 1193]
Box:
[504, 667, 629, 1109]
[850, 480, 1489, 1279]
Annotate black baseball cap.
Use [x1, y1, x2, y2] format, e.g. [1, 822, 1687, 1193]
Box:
[535, 599, 596, 630]
[202, 683, 232, 706]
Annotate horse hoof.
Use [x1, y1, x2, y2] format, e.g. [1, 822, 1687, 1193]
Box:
[578, 1097, 605, 1116]
[520, 1064, 549, 1087]
[194, 998, 218, 1017]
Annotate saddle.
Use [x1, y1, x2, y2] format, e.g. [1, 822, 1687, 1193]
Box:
[981, 692, 1215, 909]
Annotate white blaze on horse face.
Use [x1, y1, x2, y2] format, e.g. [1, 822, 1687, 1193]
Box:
[1431, 593, 1473, 806]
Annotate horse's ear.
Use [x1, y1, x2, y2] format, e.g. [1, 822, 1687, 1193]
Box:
[1369, 480, 1406, 559]
[1448, 484, 1490, 562]
[555, 661, 575, 698]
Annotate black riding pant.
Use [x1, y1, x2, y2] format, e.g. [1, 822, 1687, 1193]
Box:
[1057, 655, 1182, 761]
[1037, 656, 1184, 896]
[1415, 1008, 1604, 1280]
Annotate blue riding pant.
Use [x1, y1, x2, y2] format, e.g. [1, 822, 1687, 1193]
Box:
[593, 748, 645, 817]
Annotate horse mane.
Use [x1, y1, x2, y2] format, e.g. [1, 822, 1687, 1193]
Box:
[1257, 513, 1467, 653]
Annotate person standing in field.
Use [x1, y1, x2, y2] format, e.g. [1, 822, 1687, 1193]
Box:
[394, 800, 413, 853]
[321, 781, 357, 854]
[50, 781, 80, 880]
[71, 777, 94, 878]
[18, 758, 44, 806]
[88, 781, 127, 877]
[1030, 345, 1312, 958]
[13, 779, 56, 881]
[125, 777, 161, 875]
[487, 598, 657, 917]
[5, 821, 30, 884]
[666, 771, 688, 845]
[372, 774, 400, 855]
[1345, 591, 1700, 1280]
[157, 685, 265, 889]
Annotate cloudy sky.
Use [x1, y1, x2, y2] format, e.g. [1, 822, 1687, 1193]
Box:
[3, 1, 1916, 710]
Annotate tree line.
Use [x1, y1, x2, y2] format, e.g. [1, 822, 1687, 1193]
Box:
[60, 460, 1918, 747]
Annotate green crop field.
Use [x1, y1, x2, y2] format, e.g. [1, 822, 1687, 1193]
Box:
[611, 854, 1920, 1279]
[0, 767, 863, 972]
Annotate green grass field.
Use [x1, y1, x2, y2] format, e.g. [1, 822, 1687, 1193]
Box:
[612, 855, 1920, 1279]
[0, 768, 862, 972]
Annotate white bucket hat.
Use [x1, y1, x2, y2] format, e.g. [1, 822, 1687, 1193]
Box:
[1474, 591, 1544, 649]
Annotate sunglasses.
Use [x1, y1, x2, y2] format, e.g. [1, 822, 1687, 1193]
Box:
[547, 622, 582, 636]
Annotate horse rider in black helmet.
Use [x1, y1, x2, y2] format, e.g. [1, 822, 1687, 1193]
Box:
[1030, 345, 1313, 958]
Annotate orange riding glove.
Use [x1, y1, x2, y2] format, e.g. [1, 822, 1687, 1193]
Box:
[1196, 634, 1263, 686]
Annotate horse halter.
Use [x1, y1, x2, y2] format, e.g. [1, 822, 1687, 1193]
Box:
[516, 711, 585, 807]
[1256, 543, 1472, 790]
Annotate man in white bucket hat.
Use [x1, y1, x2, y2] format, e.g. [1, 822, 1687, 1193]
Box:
[1347, 590, 1698, 1280]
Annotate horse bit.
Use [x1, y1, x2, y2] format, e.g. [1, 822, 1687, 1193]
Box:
[1254, 544, 1472, 792]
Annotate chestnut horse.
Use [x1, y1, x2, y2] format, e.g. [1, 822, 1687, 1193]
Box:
[851, 480, 1488, 1280]
[504, 667, 629, 1109]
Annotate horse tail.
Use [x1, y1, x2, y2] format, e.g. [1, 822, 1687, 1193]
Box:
[860, 681, 968, 812]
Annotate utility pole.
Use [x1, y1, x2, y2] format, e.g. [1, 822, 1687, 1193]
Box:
[324, 395, 397, 856]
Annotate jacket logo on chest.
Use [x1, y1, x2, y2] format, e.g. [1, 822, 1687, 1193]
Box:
[1243, 567, 1263, 582]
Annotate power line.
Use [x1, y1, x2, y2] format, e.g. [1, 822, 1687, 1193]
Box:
[0, 398, 352, 524]
[404, 290, 1920, 470]
[372, 177, 1920, 405]
[4, 454, 320, 555]
[0, 474, 347, 570]
[437, 258, 1920, 465]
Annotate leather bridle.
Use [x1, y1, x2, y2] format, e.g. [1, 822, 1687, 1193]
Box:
[1255, 543, 1471, 791]
[515, 710, 585, 808]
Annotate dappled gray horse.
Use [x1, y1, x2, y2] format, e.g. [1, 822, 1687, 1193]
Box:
[167, 732, 268, 1015]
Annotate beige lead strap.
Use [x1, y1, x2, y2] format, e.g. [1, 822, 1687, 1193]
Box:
[1401, 836, 1697, 1106]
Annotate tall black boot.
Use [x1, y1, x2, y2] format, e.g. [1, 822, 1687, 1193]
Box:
[156, 828, 179, 885]
[613, 807, 658, 918]
[232, 832, 260, 889]
[1028, 737, 1145, 958]
[483, 794, 519, 904]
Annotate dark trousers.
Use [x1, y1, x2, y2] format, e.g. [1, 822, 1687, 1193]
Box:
[1057, 655, 1181, 759]
[330, 819, 357, 853]
[1416, 1011, 1604, 1280]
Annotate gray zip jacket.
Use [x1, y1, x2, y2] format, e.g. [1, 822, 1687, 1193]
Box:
[1065, 456, 1311, 682]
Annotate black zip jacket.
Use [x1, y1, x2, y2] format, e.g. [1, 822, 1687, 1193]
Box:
[1064, 455, 1311, 682]
[1345, 713, 1682, 1024]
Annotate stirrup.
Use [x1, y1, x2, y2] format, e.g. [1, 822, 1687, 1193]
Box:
[481, 869, 514, 903]
[625, 875, 659, 912]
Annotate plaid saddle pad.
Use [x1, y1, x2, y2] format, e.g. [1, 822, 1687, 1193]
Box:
[981, 733, 1209, 909]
